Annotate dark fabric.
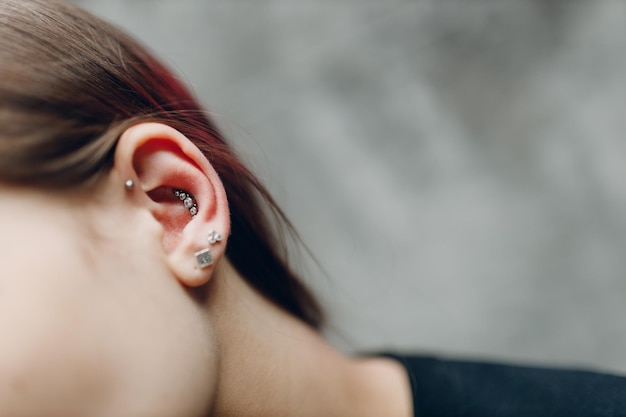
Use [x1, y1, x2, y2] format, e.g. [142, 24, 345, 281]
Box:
[385, 354, 626, 417]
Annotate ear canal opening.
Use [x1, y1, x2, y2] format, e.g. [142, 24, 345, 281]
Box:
[146, 186, 178, 204]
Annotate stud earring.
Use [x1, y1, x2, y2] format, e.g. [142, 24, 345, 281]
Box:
[124, 179, 134, 190]
[208, 230, 222, 244]
[173, 189, 198, 217]
[193, 230, 223, 269]
[194, 248, 213, 269]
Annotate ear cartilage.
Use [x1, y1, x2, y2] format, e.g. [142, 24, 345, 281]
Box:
[194, 248, 213, 269]
[208, 230, 222, 244]
[173, 189, 198, 217]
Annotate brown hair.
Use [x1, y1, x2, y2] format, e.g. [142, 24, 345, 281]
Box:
[0, 0, 323, 328]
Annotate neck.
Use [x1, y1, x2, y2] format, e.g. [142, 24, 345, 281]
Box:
[204, 261, 412, 417]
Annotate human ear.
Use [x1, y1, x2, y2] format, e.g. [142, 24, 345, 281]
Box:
[112, 122, 230, 287]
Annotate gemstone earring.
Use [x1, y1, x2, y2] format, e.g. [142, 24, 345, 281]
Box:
[194, 230, 223, 269]
[194, 248, 213, 269]
[173, 189, 198, 217]
[208, 230, 222, 244]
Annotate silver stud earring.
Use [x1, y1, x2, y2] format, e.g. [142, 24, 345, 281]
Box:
[208, 230, 222, 244]
[173, 189, 198, 217]
[193, 230, 222, 269]
[194, 248, 213, 269]
[124, 179, 134, 190]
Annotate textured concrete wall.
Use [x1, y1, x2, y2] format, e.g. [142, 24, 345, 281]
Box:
[74, 0, 626, 372]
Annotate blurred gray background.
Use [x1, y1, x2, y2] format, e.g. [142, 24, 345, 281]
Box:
[74, 0, 626, 373]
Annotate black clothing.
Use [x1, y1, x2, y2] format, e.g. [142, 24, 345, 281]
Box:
[386, 354, 626, 416]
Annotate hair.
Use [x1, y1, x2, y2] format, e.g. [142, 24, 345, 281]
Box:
[0, 0, 323, 328]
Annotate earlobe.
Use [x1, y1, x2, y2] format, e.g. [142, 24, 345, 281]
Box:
[114, 122, 230, 287]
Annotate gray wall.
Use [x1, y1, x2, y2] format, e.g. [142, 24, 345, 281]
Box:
[75, 0, 626, 372]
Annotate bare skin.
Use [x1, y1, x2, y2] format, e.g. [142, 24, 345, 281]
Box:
[204, 260, 412, 417]
[0, 123, 412, 417]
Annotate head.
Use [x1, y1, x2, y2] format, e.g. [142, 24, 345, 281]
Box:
[0, 0, 322, 415]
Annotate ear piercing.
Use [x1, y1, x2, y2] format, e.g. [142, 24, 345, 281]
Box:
[126, 183, 198, 218]
[173, 189, 198, 217]
[194, 248, 213, 269]
[194, 230, 223, 269]
[125, 184, 197, 218]
[208, 230, 222, 244]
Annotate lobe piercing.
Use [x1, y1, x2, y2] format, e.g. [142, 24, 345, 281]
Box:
[208, 230, 222, 244]
[124, 179, 134, 190]
[194, 230, 222, 268]
[194, 248, 213, 269]
[173, 189, 198, 217]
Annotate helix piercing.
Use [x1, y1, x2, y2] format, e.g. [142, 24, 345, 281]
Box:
[173, 189, 198, 217]
[124, 179, 134, 190]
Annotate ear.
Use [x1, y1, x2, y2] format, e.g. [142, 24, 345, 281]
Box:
[111, 122, 230, 287]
